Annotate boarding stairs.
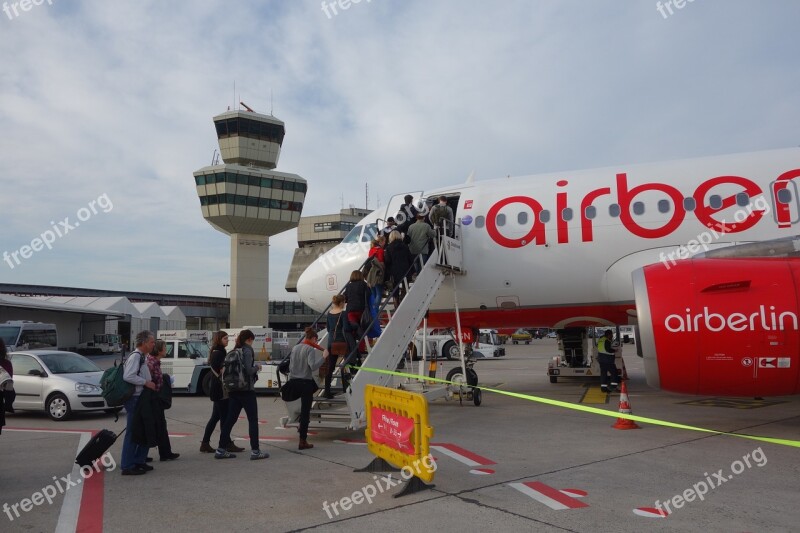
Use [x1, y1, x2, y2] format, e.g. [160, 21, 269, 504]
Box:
[303, 229, 465, 430]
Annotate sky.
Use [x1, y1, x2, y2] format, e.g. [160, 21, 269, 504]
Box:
[1, 0, 798, 302]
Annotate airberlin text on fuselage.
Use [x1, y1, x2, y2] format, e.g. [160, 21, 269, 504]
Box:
[484, 168, 800, 248]
[664, 306, 799, 333]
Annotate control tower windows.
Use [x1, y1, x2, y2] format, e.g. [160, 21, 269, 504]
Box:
[214, 117, 285, 145]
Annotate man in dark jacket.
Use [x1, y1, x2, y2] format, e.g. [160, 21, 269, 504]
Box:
[396, 195, 418, 236]
[597, 330, 619, 393]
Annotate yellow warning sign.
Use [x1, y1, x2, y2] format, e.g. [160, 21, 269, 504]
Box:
[364, 385, 435, 482]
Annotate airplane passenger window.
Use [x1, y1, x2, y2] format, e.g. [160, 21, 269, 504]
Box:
[657, 199, 671, 213]
[562, 208, 573, 221]
[777, 188, 792, 204]
[496, 214, 506, 226]
[609, 204, 620, 217]
[736, 192, 749, 207]
[342, 225, 362, 243]
[632, 202, 645, 216]
[539, 210, 550, 223]
[683, 197, 696, 211]
[584, 206, 596, 220]
[518, 212, 528, 224]
[709, 195, 722, 209]
[475, 216, 485, 228]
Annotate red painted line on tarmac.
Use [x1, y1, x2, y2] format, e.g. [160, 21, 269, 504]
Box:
[561, 488, 587, 498]
[633, 507, 668, 518]
[430, 443, 496, 466]
[5, 426, 101, 434]
[509, 481, 589, 510]
[76, 459, 105, 532]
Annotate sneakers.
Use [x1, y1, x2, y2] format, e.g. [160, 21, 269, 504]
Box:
[227, 442, 245, 453]
[160, 453, 180, 461]
[121, 468, 146, 476]
[250, 449, 270, 460]
[600, 387, 609, 393]
[200, 442, 215, 453]
[135, 463, 153, 471]
[214, 449, 237, 459]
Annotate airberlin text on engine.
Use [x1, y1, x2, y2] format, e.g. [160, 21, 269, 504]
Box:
[484, 169, 800, 248]
[664, 306, 799, 333]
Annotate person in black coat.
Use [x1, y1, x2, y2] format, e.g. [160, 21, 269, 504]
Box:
[384, 230, 413, 308]
[343, 270, 371, 356]
[200, 331, 244, 453]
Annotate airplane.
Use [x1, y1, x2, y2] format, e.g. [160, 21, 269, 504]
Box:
[296, 147, 800, 398]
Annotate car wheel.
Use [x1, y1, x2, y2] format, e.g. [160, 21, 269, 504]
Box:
[201, 371, 213, 396]
[47, 393, 72, 421]
[442, 341, 458, 361]
[549, 376, 558, 383]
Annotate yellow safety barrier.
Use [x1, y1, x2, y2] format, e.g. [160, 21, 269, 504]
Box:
[364, 384, 435, 482]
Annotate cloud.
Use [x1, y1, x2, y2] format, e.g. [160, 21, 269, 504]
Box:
[1, 0, 799, 302]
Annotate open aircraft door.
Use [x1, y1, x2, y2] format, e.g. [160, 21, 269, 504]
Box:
[380, 191, 424, 232]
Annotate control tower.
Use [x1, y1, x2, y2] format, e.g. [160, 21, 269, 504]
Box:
[193, 106, 306, 327]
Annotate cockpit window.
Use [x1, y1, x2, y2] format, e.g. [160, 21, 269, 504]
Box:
[342, 225, 362, 243]
[362, 223, 378, 242]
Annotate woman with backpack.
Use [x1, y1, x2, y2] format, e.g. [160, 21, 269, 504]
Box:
[215, 330, 269, 460]
[200, 331, 244, 453]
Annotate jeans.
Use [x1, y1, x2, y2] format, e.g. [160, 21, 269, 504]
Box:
[217, 391, 259, 451]
[202, 399, 229, 443]
[121, 395, 148, 470]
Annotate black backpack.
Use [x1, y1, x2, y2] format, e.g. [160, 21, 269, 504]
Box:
[222, 348, 249, 392]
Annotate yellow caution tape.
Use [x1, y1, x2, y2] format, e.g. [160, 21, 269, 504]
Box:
[347, 365, 800, 449]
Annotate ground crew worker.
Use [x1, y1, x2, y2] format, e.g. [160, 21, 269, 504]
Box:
[597, 330, 619, 393]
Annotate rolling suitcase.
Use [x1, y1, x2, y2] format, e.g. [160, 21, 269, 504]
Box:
[75, 428, 124, 468]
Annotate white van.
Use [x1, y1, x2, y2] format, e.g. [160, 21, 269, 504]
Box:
[0, 321, 58, 352]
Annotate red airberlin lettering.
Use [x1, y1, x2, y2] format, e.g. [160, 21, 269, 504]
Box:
[484, 170, 797, 248]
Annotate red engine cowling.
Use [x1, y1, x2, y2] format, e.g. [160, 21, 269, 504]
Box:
[633, 258, 800, 397]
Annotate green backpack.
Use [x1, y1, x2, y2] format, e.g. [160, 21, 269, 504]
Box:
[101, 352, 144, 408]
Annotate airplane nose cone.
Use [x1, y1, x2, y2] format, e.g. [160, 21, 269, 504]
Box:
[296, 260, 324, 313]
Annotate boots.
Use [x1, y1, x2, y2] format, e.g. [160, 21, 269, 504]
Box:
[199, 442, 215, 453]
[299, 439, 314, 450]
[227, 442, 245, 452]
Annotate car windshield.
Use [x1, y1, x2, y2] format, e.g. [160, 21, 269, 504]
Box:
[0, 326, 20, 346]
[38, 353, 101, 374]
[186, 341, 209, 359]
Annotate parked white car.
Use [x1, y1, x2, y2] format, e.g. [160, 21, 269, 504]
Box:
[9, 350, 112, 421]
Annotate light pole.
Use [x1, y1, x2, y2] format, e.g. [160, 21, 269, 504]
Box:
[223, 283, 230, 298]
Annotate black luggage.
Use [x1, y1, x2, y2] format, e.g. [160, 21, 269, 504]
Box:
[75, 428, 124, 468]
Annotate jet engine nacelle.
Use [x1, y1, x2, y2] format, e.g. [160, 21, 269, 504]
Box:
[633, 258, 800, 397]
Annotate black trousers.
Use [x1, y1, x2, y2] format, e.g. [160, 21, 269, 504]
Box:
[295, 379, 318, 440]
[218, 391, 260, 451]
[156, 404, 173, 457]
[202, 398, 229, 443]
[598, 356, 619, 387]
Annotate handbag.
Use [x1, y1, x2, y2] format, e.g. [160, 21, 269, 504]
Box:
[330, 312, 347, 356]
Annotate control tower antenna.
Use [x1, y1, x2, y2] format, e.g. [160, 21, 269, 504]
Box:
[270, 88, 273, 116]
[365, 183, 368, 210]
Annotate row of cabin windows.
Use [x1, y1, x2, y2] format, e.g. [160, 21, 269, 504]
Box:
[199, 193, 303, 212]
[474, 190, 792, 228]
[195, 172, 307, 193]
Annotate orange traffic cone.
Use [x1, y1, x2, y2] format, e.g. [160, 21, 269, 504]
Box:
[612, 382, 641, 430]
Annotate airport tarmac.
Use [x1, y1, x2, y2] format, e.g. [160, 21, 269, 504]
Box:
[2, 340, 799, 532]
